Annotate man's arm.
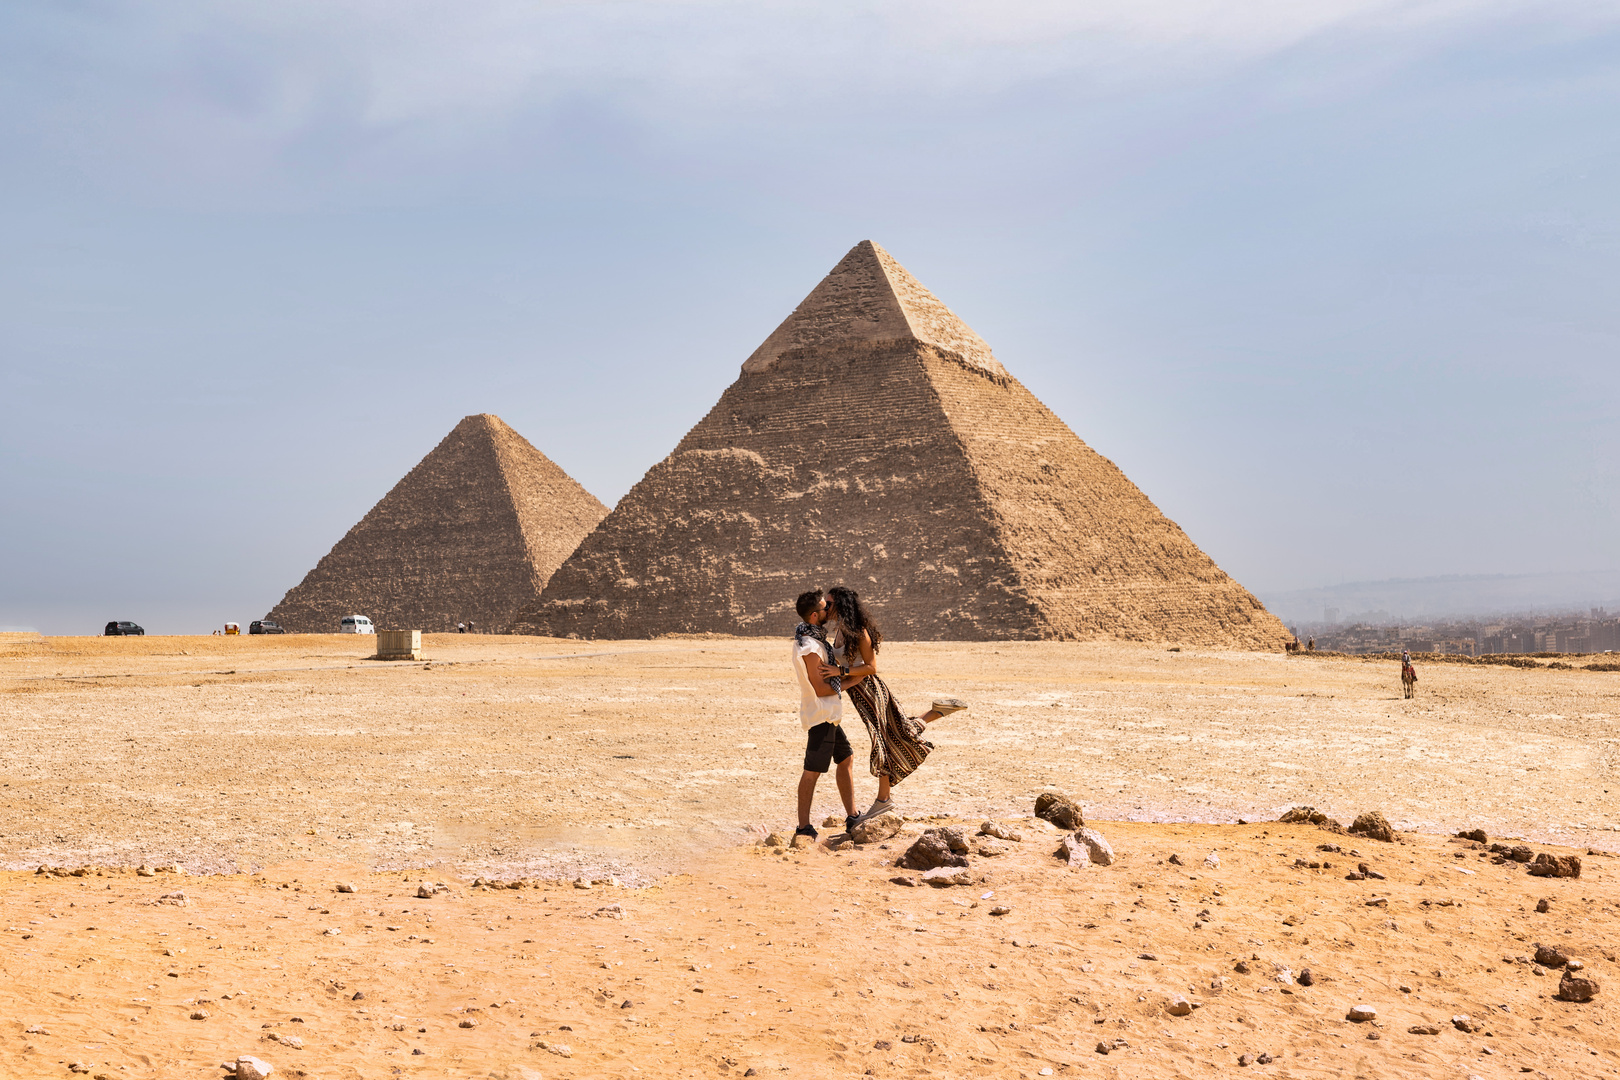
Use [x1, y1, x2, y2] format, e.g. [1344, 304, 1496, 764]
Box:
[802, 652, 839, 697]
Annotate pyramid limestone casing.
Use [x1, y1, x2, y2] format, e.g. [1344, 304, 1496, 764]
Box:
[514, 242, 1290, 646]
[267, 414, 607, 634]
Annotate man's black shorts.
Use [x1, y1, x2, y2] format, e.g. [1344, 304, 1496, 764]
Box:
[803, 721, 853, 773]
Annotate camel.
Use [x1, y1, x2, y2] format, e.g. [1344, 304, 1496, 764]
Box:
[1401, 662, 1417, 699]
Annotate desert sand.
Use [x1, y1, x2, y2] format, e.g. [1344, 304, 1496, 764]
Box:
[2, 633, 1617, 1078]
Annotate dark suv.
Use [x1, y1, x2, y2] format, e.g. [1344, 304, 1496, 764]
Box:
[104, 621, 145, 636]
[249, 620, 286, 635]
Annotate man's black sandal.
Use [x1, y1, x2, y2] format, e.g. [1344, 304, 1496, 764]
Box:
[794, 824, 818, 840]
[845, 814, 860, 834]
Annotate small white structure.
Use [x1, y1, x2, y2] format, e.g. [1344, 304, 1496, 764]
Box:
[339, 615, 375, 634]
[375, 629, 422, 661]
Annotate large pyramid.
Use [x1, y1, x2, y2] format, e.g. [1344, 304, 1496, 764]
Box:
[513, 242, 1290, 647]
[266, 414, 607, 633]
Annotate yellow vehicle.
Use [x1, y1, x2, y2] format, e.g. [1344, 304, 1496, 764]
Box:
[223, 622, 240, 635]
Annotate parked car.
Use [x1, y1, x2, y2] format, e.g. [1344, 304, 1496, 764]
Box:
[248, 620, 286, 635]
[104, 621, 145, 636]
[338, 615, 375, 634]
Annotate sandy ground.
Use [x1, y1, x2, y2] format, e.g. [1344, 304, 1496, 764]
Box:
[1, 634, 1618, 1077]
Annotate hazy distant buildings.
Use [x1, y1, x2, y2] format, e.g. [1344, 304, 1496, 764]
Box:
[1309, 612, 1619, 656]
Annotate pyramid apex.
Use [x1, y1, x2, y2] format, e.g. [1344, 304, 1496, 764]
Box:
[742, 242, 1005, 376]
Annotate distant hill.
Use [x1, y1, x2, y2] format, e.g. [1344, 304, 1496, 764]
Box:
[1260, 571, 1620, 626]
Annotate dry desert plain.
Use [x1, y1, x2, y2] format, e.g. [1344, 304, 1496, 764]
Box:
[0, 632, 1618, 1079]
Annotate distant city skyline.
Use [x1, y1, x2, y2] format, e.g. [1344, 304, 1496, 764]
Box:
[4, 2, 1618, 635]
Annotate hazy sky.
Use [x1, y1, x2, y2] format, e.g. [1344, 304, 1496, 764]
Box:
[3, 1, 1618, 634]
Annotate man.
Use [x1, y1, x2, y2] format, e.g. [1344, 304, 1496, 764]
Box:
[790, 588, 859, 841]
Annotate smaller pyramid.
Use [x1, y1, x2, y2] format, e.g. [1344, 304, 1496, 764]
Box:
[265, 414, 607, 633]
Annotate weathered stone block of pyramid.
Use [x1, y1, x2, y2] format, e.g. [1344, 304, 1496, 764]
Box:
[513, 241, 1290, 646]
[266, 414, 607, 634]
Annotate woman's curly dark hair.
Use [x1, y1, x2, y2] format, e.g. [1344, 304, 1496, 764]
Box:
[827, 585, 882, 653]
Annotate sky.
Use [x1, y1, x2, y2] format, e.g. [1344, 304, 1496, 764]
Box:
[3, 0, 1619, 635]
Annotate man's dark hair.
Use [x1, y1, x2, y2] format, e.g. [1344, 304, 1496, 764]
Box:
[795, 588, 824, 622]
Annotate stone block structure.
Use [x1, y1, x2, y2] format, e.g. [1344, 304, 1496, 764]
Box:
[267, 414, 606, 634]
[513, 241, 1289, 646]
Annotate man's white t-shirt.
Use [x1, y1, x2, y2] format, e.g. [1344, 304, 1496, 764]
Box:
[793, 637, 843, 731]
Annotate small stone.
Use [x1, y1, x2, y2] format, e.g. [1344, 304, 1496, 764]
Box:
[1348, 811, 1395, 843]
[1237, 1052, 1255, 1066]
[1233, 960, 1251, 974]
[1139, 953, 1159, 961]
[621, 999, 633, 1009]
[335, 883, 356, 893]
[459, 1018, 477, 1028]
[922, 866, 973, 887]
[545, 1043, 574, 1058]
[990, 905, 1012, 916]
[1535, 944, 1570, 968]
[1166, 994, 1192, 1016]
[276, 1035, 303, 1049]
[235, 1057, 275, 1080]
[1409, 1024, 1440, 1035]
[1366, 1031, 1381, 1040]
[350, 991, 364, 1001]
[763, 832, 789, 848]
[1256, 1053, 1274, 1064]
[1528, 853, 1581, 878]
[1298, 968, 1315, 987]
[1168, 853, 1183, 865]
[979, 821, 1022, 842]
[1078, 827, 1115, 866]
[1569, 959, 1585, 971]
[835, 840, 855, 851]
[1452, 1014, 1477, 1032]
[1035, 792, 1085, 829]
[790, 834, 814, 850]
[1346, 1005, 1377, 1022]
[1203, 852, 1220, 869]
[190, 1009, 209, 1020]
[136, 865, 154, 877]
[822, 815, 844, 828]
[852, 815, 904, 844]
[1536, 898, 1552, 913]
[411, 1048, 424, 1055]
[157, 890, 190, 907]
[889, 875, 918, 887]
[1279, 806, 1330, 825]
[744, 1070, 757, 1077]
[323, 927, 341, 936]
[1095, 1041, 1111, 1055]
[67, 1065, 90, 1075]
[873, 1040, 892, 1050]
[1556, 972, 1600, 1003]
[1057, 834, 1090, 868]
[417, 883, 436, 898]
[1455, 828, 1488, 843]
[898, 829, 968, 870]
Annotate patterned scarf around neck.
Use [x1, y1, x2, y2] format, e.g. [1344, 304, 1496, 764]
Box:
[794, 620, 842, 694]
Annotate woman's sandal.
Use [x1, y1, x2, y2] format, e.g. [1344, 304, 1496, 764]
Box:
[930, 698, 969, 717]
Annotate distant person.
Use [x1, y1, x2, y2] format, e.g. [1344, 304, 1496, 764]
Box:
[789, 588, 858, 842]
[467, 620, 475, 634]
[457, 622, 466, 634]
[1401, 650, 1417, 698]
[825, 585, 967, 826]
[1307, 637, 1314, 652]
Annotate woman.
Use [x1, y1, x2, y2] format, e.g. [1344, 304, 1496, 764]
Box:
[825, 585, 967, 824]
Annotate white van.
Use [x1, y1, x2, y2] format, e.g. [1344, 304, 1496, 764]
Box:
[339, 615, 375, 634]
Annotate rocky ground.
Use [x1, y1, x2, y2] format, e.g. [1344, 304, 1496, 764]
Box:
[1, 633, 1617, 1077]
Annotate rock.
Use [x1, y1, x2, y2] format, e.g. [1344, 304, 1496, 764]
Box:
[136, 865, 154, 877]
[1095, 1041, 1111, 1055]
[1528, 853, 1581, 878]
[922, 866, 973, 887]
[190, 1009, 209, 1020]
[1203, 852, 1220, 870]
[790, 834, 814, 850]
[1057, 834, 1090, 868]
[235, 1058, 275, 1080]
[1348, 812, 1395, 843]
[1536, 898, 1552, 913]
[544, 1043, 574, 1058]
[1272, 964, 1295, 985]
[1451, 1014, 1477, 1033]
[897, 830, 968, 871]
[1034, 792, 1084, 830]
[1409, 1024, 1440, 1035]
[1167, 853, 1183, 865]
[1358, 863, 1385, 880]
[937, 826, 970, 853]
[1233, 960, 1251, 974]
[322, 927, 341, 936]
[620, 1000, 633, 1009]
[979, 821, 1022, 842]
[975, 841, 1007, 857]
[67, 1065, 89, 1075]
[1455, 828, 1487, 843]
[889, 875, 918, 887]
[1256, 1053, 1274, 1064]
[873, 1040, 892, 1050]
[1166, 994, 1192, 1016]
[335, 883, 356, 894]
[157, 890, 190, 907]
[275, 1035, 303, 1049]
[416, 883, 436, 898]
[1556, 972, 1600, 1003]
[1078, 828, 1115, 866]
[1279, 806, 1330, 825]
[822, 815, 844, 828]
[763, 832, 789, 848]
[1237, 1053, 1255, 1066]
[1139, 953, 1158, 961]
[1535, 943, 1569, 968]
[459, 1018, 477, 1028]
[835, 840, 855, 851]
[594, 903, 625, 919]
[1298, 968, 1315, 987]
[1569, 959, 1585, 971]
[990, 905, 1011, 916]
[852, 815, 903, 844]
[1510, 844, 1534, 862]
[1346, 1005, 1377, 1022]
